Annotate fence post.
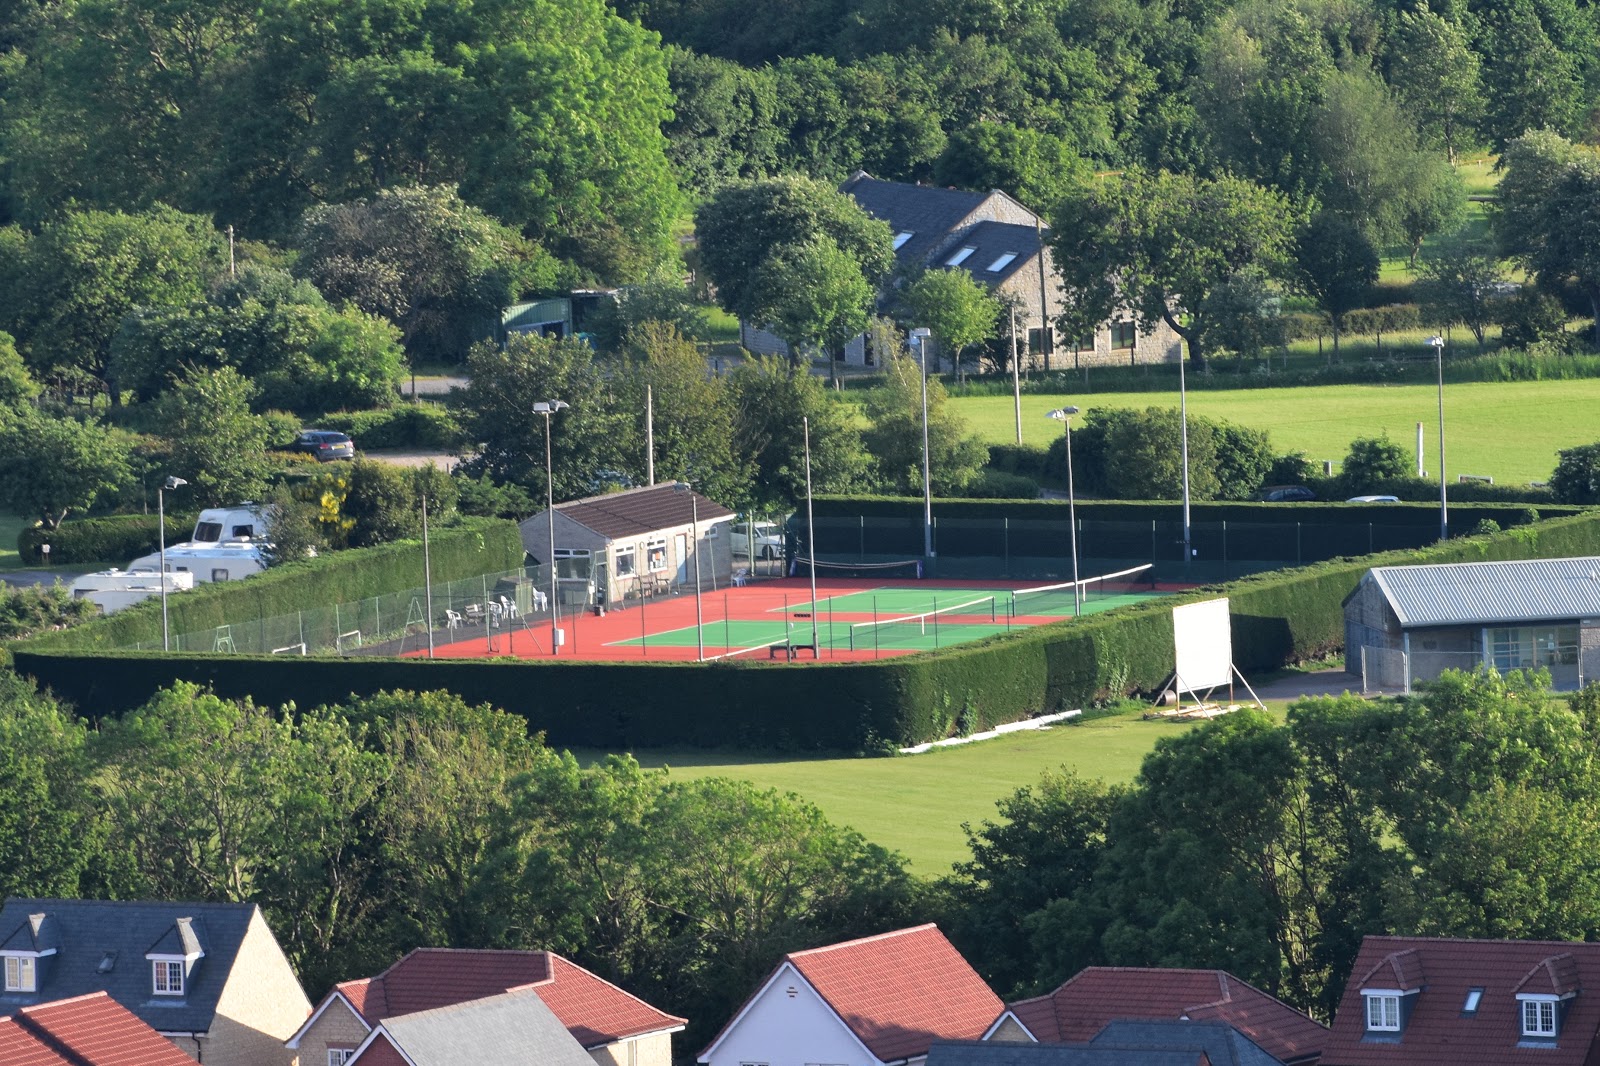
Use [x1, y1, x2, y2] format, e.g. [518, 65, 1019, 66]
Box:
[1222, 520, 1228, 583]
[1003, 516, 1010, 576]
[860, 514, 865, 561]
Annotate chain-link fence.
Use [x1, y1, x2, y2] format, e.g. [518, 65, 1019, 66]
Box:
[1355, 644, 1488, 694]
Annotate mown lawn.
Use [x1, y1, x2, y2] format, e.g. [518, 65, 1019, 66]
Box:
[570, 705, 1289, 872]
[0, 510, 26, 569]
[949, 378, 1600, 487]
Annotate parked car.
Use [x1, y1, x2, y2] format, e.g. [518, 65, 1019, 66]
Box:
[1257, 485, 1317, 502]
[1346, 494, 1400, 503]
[730, 519, 786, 560]
[293, 429, 355, 461]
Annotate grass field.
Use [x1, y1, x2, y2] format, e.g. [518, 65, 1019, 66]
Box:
[572, 704, 1288, 872]
[0, 510, 25, 569]
[951, 378, 1600, 486]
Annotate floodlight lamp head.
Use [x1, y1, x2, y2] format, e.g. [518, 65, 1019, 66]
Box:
[1045, 407, 1079, 421]
[1428, 336, 1445, 349]
[533, 400, 569, 415]
[910, 327, 931, 339]
[163, 476, 188, 490]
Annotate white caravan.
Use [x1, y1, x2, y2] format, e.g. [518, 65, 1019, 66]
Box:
[127, 504, 272, 584]
[69, 568, 195, 614]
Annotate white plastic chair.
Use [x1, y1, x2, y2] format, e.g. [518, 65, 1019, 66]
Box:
[444, 610, 463, 629]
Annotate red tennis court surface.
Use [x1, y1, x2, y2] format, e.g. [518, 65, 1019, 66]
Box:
[406, 574, 1186, 663]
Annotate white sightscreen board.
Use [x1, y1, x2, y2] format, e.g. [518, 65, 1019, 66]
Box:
[1172, 597, 1233, 693]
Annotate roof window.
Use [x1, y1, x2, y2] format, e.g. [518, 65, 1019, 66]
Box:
[892, 231, 914, 250]
[946, 246, 976, 267]
[1463, 988, 1482, 1014]
[986, 252, 1018, 272]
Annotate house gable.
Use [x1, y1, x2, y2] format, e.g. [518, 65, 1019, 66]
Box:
[349, 1030, 415, 1066]
[286, 990, 371, 1050]
[699, 961, 880, 1066]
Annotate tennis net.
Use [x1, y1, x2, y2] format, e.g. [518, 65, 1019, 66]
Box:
[847, 595, 997, 651]
[788, 557, 924, 580]
[1009, 563, 1157, 617]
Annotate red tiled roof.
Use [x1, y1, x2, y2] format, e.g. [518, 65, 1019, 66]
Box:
[1322, 936, 1600, 1066]
[4, 992, 197, 1066]
[765, 924, 1002, 1062]
[1006, 967, 1327, 1065]
[348, 1032, 410, 1066]
[334, 948, 684, 1047]
[1357, 948, 1425, 992]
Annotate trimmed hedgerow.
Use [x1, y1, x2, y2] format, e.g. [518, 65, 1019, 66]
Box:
[14, 512, 1600, 751]
[318, 403, 462, 450]
[17, 513, 195, 566]
[23, 517, 524, 653]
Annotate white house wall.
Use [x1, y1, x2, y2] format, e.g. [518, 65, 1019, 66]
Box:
[703, 965, 880, 1066]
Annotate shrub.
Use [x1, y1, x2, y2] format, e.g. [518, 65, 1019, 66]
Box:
[0, 584, 95, 639]
[1338, 436, 1411, 494]
[1499, 289, 1571, 351]
[318, 404, 462, 450]
[455, 473, 536, 519]
[987, 443, 1053, 482]
[1551, 443, 1600, 504]
[17, 512, 192, 566]
[958, 470, 1041, 499]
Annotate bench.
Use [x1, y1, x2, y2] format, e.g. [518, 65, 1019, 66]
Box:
[768, 642, 819, 660]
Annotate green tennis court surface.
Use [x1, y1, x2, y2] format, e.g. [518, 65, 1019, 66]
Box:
[771, 586, 1165, 618]
[610, 614, 1018, 654]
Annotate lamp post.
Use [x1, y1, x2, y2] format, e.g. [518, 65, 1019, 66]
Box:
[535, 400, 569, 655]
[911, 326, 934, 559]
[1429, 335, 1448, 541]
[674, 482, 706, 661]
[158, 475, 188, 651]
[1178, 349, 1192, 572]
[1046, 408, 1082, 617]
[803, 415, 819, 651]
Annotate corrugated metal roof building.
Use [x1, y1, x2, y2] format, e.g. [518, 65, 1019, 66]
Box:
[1344, 557, 1600, 692]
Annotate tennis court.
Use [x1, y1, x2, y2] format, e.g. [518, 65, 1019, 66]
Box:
[412, 564, 1170, 663]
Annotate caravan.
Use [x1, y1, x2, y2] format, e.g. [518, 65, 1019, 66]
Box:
[69, 568, 195, 614]
[127, 504, 272, 584]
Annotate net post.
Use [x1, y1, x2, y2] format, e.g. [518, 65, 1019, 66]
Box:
[874, 596, 880, 658]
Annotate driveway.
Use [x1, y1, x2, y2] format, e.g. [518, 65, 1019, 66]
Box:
[1248, 667, 1401, 701]
[362, 449, 460, 470]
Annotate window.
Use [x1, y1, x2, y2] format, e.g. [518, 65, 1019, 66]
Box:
[554, 548, 592, 580]
[892, 231, 914, 250]
[646, 538, 668, 572]
[986, 252, 1018, 273]
[1112, 320, 1137, 350]
[1491, 626, 1578, 671]
[1365, 993, 1401, 1032]
[153, 960, 184, 996]
[945, 246, 976, 267]
[328, 1050, 357, 1066]
[1463, 988, 1483, 1013]
[193, 522, 222, 543]
[1522, 998, 1559, 1037]
[1074, 333, 1095, 352]
[211, 568, 230, 582]
[1027, 328, 1054, 355]
[3, 955, 35, 992]
[615, 547, 637, 577]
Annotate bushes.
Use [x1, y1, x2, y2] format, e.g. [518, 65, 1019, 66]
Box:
[17, 512, 193, 566]
[23, 517, 523, 652]
[319, 404, 462, 449]
[960, 469, 1041, 498]
[986, 443, 1054, 482]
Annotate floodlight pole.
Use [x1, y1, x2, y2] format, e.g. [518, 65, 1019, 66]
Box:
[912, 327, 934, 559]
[158, 475, 187, 651]
[1047, 409, 1082, 617]
[804, 415, 819, 651]
[422, 492, 434, 658]
[1009, 305, 1022, 444]
[1430, 335, 1449, 541]
[1178, 348, 1192, 574]
[536, 400, 569, 655]
[676, 483, 705, 661]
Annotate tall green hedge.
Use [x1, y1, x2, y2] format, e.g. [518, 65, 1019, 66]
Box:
[14, 512, 1600, 751]
[23, 518, 525, 652]
[17, 513, 196, 566]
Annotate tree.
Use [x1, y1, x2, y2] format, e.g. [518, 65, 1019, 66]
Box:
[0, 207, 225, 396]
[695, 176, 895, 364]
[1308, 69, 1436, 244]
[861, 348, 987, 495]
[932, 124, 1090, 211]
[0, 410, 132, 529]
[1295, 213, 1378, 356]
[0, 332, 39, 406]
[1549, 443, 1600, 504]
[727, 355, 874, 508]
[901, 269, 1001, 379]
[0, 671, 98, 900]
[155, 366, 271, 507]
[1397, 161, 1468, 269]
[591, 267, 712, 352]
[458, 335, 636, 502]
[1417, 234, 1507, 349]
[1339, 436, 1410, 493]
[1476, 0, 1585, 147]
[1387, 10, 1485, 164]
[293, 186, 557, 363]
[1103, 407, 1220, 500]
[1052, 170, 1297, 368]
[1496, 130, 1600, 345]
[259, 484, 323, 566]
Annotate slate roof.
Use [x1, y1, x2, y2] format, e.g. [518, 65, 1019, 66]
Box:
[1092, 1020, 1286, 1066]
[702, 924, 1002, 1064]
[315, 948, 684, 1050]
[928, 1037, 1214, 1066]
[366, 988, 599, 1066]
[0, 992, 198, 1066]
[842, 172, 992, 267]
[0, 899, 258, 1037]
[1322, 936, 1600, 1066]
[1364, 556, 1600, 627]
[1004, 967, 1326, 1066]
[538, 484, 735, 541]
[942, 221, 1045, 289]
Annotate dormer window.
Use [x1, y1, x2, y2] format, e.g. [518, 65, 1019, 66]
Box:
[1364, 992, 1402, 1032]
[946, 246, 976, 267]
[153, 959, 185, 996]
[892, 231, 914, 250]
[1521, 996, 1559, 1037]
[4, 955, 35, 992]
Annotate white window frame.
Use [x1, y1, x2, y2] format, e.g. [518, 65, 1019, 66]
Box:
[892, 231, 914, 250]
[153, 959, 185, 996]
[3, 954, 35, 992]
[615, 546, 637, 577]
[945, 246, 977, 267]
[986, 252, 1018, 273]
[646, 538, 668, 573]
[1364, 992, 1401, 1032]
[328, 1050, 357, 1066]
[1521, 996, 1559, 1037]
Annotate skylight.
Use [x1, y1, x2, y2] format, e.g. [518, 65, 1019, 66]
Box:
[986, 252, 1019, 272]
[1463, 988, 1482, 1013]
[893, 231, 914, 250]
[946, 246, 976, 267]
